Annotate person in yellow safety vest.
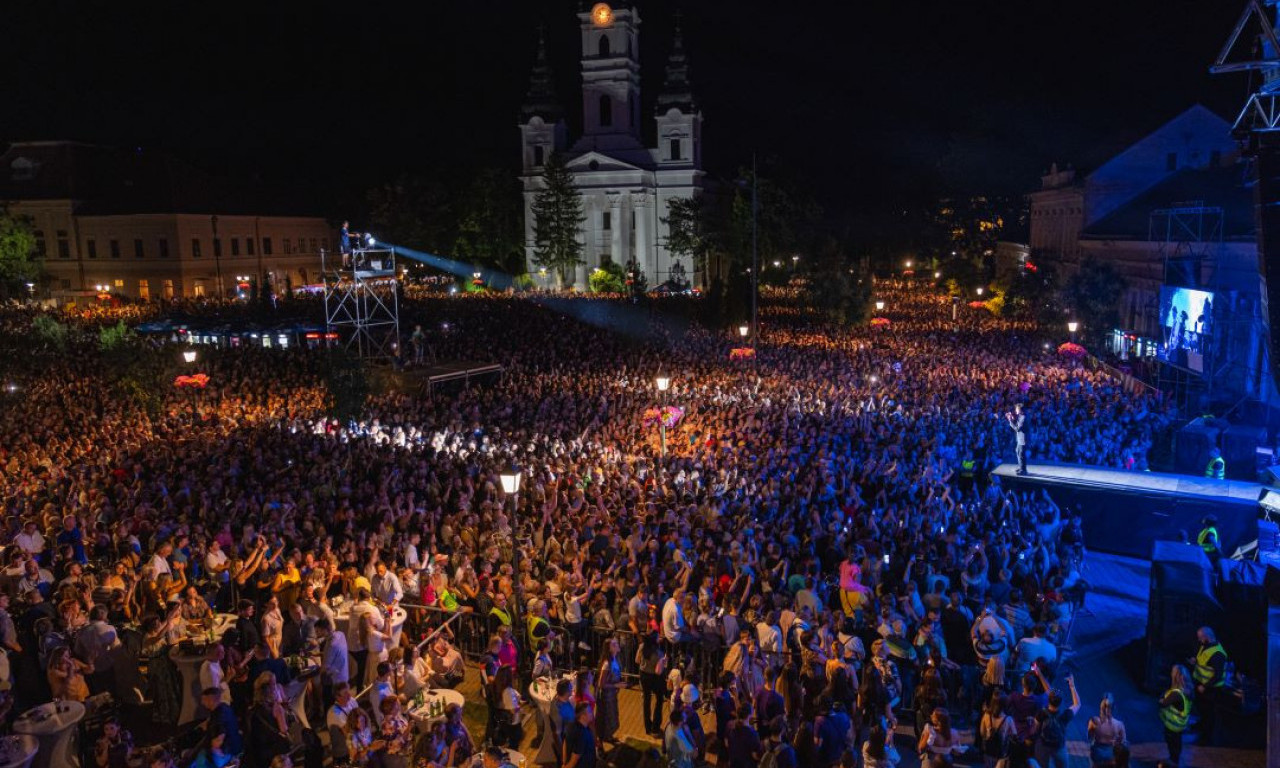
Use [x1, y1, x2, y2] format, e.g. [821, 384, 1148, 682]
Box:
[1196, 514, 1221, 568]
[527, 599, 552, 648]
[1190, 626, 1228, 745]
[488, 590, 512, 630]
[1157, 664, 1193, 766]
[1204, 448, 1225, 479]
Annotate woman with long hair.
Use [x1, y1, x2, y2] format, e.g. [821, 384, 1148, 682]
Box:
[917, 707, 958, 765]
[1158, 665, 1193, 767]
[861, 722, 901, 768]
[345, 707, 375, 766]
[377, 694, 413, 768]
[636, 631, 667, 736]
[914, 667, 948, 738]
[979, 693, 1015, 768]
[47, 645, 92, 701]
[595, 636, 624, 743]
[1087, 692, 1128, 767]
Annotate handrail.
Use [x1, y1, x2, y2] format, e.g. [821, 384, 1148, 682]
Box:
[416, 610, 462, 653]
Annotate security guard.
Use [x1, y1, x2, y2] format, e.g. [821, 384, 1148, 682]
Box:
[1190, 626, 1229, 744]
[1196, 514, 1222, 567]
[1204, 447, 1225, 479]
[1158, 664, 1193, 766]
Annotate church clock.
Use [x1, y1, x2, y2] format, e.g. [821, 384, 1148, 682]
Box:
[591, 3, 614, 27]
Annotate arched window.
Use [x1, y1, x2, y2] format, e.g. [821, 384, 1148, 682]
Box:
[599, 94, 613, 127]
[598, 34, 611, 57]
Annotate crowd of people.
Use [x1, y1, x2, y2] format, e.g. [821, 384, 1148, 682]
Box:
[0, 281, 1183, 767]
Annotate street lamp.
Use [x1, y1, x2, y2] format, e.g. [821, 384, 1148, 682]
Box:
[976, 287, 985, 296]
[182, 349, 198, 364]
[934, 271, 941, 279]
[738, 325, 749, 339]
[655, 375, 671, 464]
[182, 349, 199, 421]
[905, 260, 913, 269]
[875, 300, 885, 312]
[1067, 321, 1079, 334]
[499, 470, 523, 670]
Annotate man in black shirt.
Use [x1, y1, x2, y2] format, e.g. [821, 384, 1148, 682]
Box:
[563, 702, 597, 768]
[233, 600, 261, 654]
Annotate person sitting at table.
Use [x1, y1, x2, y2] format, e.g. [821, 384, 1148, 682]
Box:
[93, 716, 133, 768]
[189, 722, 234, 768]
[345, 707, 375, 766]
[397, 645, 428, 698]
[428, 637, 465, 689]
[377, 694, 413, 768]
[47, 644, 92, 701]
[180, 585, 214, 625]
[198, 687, 243, 758]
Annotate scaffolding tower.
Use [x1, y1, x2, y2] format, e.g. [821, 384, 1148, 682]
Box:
[322, 247, 401, 360]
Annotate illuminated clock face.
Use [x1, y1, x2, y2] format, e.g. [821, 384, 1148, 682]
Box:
[591, 3, 614, 27]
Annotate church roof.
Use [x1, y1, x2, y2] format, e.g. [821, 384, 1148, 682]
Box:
[521, 29, 563, 123]
[656, 18, 696, 114]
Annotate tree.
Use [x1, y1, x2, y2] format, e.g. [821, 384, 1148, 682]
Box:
[807, 237, 868, 325]
[531, 154, 585, 287]
[0, 209, 39, 293]
[1063, 257, 1128, 347]
[589, 258, 626, 293]
[662, 197, 710, 276]
[453, 168, 525, 276]
[365, 174, 455, 254]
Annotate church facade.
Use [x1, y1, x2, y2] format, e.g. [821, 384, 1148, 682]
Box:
[520, 2, 704, 290]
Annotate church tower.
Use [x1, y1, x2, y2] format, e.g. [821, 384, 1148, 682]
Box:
[654, 19, 701, 169]
[576, 2, 644, 152]
[519, 29, 568, 174]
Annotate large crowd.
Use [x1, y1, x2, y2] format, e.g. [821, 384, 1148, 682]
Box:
[0, 281, 1183, 768]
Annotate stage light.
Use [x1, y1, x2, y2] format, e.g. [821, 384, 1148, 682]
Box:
[869, 375, 878, 383]
[1043, 342, 1051, 350]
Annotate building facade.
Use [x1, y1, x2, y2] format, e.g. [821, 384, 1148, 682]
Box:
[520, 2, 704, 290]
[0, 142, 334, 301]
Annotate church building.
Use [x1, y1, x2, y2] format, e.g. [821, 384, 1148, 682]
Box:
[520, 2, 703, 290]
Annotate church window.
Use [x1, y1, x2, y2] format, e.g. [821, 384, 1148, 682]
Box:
[603, 211, 612, 230]
[599, 94, 613, 127]
[670, 138, 681, 160]
[533, 146, 545, 166]
[598, 35, 611, 57]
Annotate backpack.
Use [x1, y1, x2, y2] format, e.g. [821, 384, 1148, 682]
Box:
[1038, 710, 1065, 749]
[758, 744, 783, 768]
[982, 715, 1010, 758]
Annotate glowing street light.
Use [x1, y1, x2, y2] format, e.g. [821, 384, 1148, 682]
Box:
[875, 300, 885, 311]
[498, 469, 523, 644]
[976, 287, 985, 296]
[182, 349, 198, 364]
[934, 271, 941, 279]
[1067, 321, 1079, 334]
[738, 325, 749, 339]
[905, 260, 913, 269]
[655, 375, 671, 393]
[499, 471, 522, 497]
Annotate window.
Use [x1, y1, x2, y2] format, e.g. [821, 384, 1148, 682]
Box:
[109, 239, 120, 258]
[33, 230, 45, 256]
[134, 239, 144, 258]
[599, 94, 612, 127]
[284, 239, 292, 255]
[191, 238, 202, 258]
[299, 237, 307, 252]
[598, 34, 610, 57]
[87, 239, 98, 259]
[670, 138, 681, 160]
[57, 238, 70, 258]
[534, 146, 544, 166]
[113, 279, 124, 289]
[246, 238, 255, 256]
[158, 238, 170, 258]
[163, 279, 174, 299]
[213, 238, 222, 258]
[1167, 152, 1177, 171]
[1210, 149, 1221, 167]
[231, 238, 240, 256]
[60, 279, 71, 290]
[310, 238, 318, 253]
[193, 283, 205, 298]
[138, 279, 150, 301]
[603, 211, 612, 230]
[262, 237, 273, 255]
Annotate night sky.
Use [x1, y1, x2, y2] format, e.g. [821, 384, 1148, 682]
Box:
[3, 0, 1250, 220]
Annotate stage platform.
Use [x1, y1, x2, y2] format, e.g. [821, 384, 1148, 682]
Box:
[420, 361, 502, 387]
[992, 462, 1261, 559]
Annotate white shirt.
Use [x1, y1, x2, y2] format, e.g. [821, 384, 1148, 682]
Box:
[150, 553, 171, 579]
[13, 531, 44, 555]
[326, 697, 360, 731]
[345, 601, 384, 653]
[403, 544, 421, 571]
[199, 659, 231, 705]
[204, 549, 230, 583]
[661, 598, 685, 643]
[756, 622, 782, 654]
[371, 572, 403, 604]
[370, 680, 394, 725]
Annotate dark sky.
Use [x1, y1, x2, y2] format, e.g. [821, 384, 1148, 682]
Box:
[2, 0, 1251, 218]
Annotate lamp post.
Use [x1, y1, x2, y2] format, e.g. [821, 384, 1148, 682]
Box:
[499, 470, 523, 670]
[1067, 320, 1079, 343]
[875, 300, 885, 312]
[182, 349, 198, 422]
[976, 286, 985, 297]
[655, 375, 671, 464]
[738, 325, 749, 340]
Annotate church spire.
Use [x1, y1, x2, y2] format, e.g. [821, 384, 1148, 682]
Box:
[521, 27, 563, 122]
[656, 14, 696, 113]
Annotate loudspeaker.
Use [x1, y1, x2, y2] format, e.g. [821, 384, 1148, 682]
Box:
[1222, 425, 1267, 480]
[1175, 423, 1221, 476]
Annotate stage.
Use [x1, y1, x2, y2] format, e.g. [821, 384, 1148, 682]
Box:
[992, 462, 1262, 559]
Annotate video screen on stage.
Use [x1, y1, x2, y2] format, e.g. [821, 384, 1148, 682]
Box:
[1160, 286, 1214, 356]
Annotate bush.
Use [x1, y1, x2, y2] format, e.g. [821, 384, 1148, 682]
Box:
[512, 273, 535, 291]
[589, 259, 626, 293]
[31, 315, 68, 351]
[98, 320, 135, 352]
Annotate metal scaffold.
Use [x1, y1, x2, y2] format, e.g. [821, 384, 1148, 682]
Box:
[322, 247, 401, 360]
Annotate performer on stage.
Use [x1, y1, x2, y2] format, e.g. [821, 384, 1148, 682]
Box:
[1006, 403, 1027, 475]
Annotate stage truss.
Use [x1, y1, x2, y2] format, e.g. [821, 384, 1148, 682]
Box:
[322, 247, 401, 360]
